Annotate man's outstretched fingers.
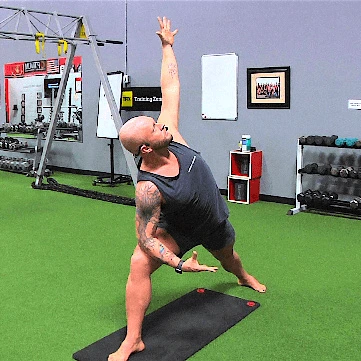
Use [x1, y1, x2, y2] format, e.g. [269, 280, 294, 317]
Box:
[206, 265, 218, 273]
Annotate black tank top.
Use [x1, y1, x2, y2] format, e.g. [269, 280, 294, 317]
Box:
[138, 142, 229, 236]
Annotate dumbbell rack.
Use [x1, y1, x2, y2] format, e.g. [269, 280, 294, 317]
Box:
[0, 129, 43, 176]
[288, 138, 361, 217]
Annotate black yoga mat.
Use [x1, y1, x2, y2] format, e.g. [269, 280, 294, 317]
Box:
[73, 288, 260, 361]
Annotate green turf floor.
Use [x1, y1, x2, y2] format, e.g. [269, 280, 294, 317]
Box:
[0, 170, 360, 361]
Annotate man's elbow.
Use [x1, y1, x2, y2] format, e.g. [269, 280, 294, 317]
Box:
[138, 237, 155, 254]
[161, 84, 180, 95]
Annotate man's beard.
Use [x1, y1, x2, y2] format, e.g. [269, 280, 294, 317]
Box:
[153, 134, 173, 150]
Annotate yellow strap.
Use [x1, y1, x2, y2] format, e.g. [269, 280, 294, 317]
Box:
[63, 40, 68, 53]
[58, 39, 68, 56]
[35, 32, 45, 56]
[35, 38, 40, 54]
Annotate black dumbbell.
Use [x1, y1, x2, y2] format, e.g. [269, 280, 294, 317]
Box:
[302, 163, 319, 174]
[314, 136, 324, 146]
[324, 135, 338, 147]
[312, 190, 323, 208]
[320, 191, 330, 207]
[321, 192, 338, 207]
[297, 189, 313, 205]
[356, 168, 361, 179]
[350, 197, 361, 210]
[306, 136, 316, 145]
[349, 168, 358, 179]
[340, 166, 354, 178]
[318, 164, 332, 175]
[355, 140, 361, 148]
[299, 136, 307, 145]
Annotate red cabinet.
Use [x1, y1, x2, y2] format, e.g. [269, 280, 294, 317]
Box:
[227, 150, 262, 204]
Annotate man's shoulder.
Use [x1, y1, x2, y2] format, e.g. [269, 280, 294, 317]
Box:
[136, 180, 162, 203]
[136, 179, 159, 190]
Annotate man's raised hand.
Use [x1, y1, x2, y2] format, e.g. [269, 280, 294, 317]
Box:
[156, 16, 178, 46]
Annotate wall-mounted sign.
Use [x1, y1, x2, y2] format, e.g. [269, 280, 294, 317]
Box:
[121, 87, 162, 111]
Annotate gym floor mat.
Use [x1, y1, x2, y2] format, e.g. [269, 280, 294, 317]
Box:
[73, 288, 260, 361]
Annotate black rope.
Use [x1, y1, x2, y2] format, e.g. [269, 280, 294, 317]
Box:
[32, 177, 135, 206]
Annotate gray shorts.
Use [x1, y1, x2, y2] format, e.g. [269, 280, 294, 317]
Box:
[160, 219, 236, 257]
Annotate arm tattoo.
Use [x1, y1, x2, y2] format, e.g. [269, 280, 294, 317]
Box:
[159, 243, 175, 262]
[136, 182, 163, 251]
[135, 183, 175, 265]
[168, 63, 178, 78]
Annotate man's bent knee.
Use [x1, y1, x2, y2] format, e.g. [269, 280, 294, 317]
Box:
[209, 244, 236, 262]
[130, 246, 162, 275]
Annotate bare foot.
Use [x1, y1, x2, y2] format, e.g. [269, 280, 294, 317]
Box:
[238, 274, 266, 293]
[108, 339, 145, 361]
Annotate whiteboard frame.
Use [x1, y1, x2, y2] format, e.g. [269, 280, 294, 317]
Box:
[201, 53, 238, 121]
[96, 71, 123, 139]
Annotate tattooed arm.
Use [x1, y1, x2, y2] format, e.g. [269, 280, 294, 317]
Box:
[136, 180, 180, 267]
[156, 16, 188, 146]
[136, 180, 219, 273]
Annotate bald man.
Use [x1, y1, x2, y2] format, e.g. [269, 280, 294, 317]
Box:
[109, 17, 266, 361]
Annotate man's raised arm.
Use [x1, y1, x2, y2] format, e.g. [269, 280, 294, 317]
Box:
[156, 17, 187, 146]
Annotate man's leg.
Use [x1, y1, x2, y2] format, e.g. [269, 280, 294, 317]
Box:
[109, 230, 180, 361]
[108, 245, 162, 361]
[209, 244, 266, 293]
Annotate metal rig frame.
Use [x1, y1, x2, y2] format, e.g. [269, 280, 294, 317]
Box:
[0, 5, 138, 186]
[287, 139, 307, 215]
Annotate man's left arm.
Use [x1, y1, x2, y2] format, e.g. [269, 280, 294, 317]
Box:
[156, 16, 187, 146]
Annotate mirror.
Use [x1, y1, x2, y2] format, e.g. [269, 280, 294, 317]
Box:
[3, 56, 82, 142]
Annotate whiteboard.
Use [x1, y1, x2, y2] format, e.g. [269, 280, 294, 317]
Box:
[96, 71, 123, 139]
[201, 53, 238, 120]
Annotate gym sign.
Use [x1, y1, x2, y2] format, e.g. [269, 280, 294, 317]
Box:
[121, 87, 162, 111]
[24, 60, 47, 74]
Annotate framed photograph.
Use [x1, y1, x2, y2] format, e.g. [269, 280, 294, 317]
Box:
[247, 66, 290, 109]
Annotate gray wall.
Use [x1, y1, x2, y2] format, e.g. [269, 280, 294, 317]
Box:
[1, 1, 361, 199]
